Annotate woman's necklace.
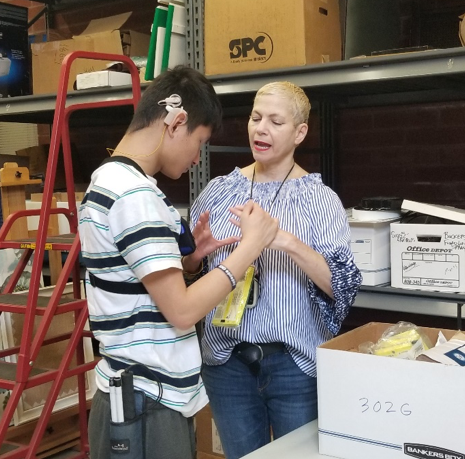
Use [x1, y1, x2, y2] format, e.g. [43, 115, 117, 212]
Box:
[249, 162, 295, 208]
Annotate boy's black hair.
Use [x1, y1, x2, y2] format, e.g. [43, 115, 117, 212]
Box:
[127, 65, 223, 136]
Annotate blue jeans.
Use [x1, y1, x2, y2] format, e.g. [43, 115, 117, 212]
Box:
[201, 349, 318, 459]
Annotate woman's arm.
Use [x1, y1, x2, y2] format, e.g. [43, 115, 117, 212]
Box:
[267, 230, 334, 298]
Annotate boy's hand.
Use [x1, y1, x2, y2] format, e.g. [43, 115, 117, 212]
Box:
[191, 210, 240, 260]
[231, 201, 278, 249]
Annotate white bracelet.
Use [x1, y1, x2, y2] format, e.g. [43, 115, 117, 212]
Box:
[216, 264, 237, 290]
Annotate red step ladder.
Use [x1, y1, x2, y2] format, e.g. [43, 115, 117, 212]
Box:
[0, 51, 141, 459]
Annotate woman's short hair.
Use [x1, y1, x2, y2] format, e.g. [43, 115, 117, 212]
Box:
[255, 81, 311, 125]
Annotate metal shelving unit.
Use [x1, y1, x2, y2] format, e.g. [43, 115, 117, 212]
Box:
[4, 47, 465, 123]
[3, 44, 465, 322]
[357, 285, 464, 329]
[208, 46, 465, 108]
[0, 84, 150, 125]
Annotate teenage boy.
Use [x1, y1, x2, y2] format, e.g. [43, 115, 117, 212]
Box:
[78, 65, 278, 459]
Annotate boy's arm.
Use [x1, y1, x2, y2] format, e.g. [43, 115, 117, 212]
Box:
[142, 201, 277, 330]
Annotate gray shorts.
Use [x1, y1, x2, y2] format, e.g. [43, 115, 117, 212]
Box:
[88, 389, 195, 459]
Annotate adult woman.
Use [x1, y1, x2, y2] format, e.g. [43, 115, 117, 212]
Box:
[190, 81, 362, 459]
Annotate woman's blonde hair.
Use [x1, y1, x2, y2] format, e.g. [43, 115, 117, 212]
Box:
[255, 81, 311, 125]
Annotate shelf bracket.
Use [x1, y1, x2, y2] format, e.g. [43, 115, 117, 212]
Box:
[189, 144, 210, 206]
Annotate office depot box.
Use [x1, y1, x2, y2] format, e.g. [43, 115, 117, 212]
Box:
[391, 200, 465, 293]
[348, 208, 400, 286]
[317, 322, 465, 459]
[0, 3, 31, 97]
[31, 12, 150, 95]
[204, 0, 341, 76]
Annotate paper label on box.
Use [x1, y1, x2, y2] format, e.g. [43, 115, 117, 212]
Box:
[401, 252, 460, 288]
[352, 239, 372, 264]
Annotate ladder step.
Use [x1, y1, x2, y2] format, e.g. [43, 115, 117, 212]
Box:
[0, 359, 99, 390]
[0, 234, 76, 251]
[0, 293, 85, 315]
[0, 361, 48, 387]
[0, 440, 27, 456]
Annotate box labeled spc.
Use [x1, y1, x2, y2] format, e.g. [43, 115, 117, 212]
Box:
[204, 0, 341, 75]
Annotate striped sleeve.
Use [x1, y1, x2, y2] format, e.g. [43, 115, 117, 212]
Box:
[308, 185, 362, 334]
[108, 185, 182, 280]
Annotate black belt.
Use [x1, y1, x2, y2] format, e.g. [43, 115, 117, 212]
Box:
[232, 342, 286, 376]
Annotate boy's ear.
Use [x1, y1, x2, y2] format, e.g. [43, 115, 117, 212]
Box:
[164, 107, 188, 127]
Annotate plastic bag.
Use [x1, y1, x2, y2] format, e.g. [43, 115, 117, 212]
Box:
[358, 322, 432, 359]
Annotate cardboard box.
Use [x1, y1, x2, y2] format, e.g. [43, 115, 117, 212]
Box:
[76, 70, 132, 90]
[31, 12, 150, 95]
[317, 322, 465, 459]
[204, 0, 341, 76]
[195, 404, 225, 458]
[0, 3, 31, 97]
[348, 208, 400, 286]
[390, 200, 465, 293]
[417, 331, 465, 365]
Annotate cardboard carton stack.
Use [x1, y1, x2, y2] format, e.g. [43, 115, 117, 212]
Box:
[30, 12, 150, 95]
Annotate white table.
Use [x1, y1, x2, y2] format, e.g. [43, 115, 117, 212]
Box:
[240, 420, 336, 458]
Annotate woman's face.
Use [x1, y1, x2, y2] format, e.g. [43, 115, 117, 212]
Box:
[248, 93, 307, 167]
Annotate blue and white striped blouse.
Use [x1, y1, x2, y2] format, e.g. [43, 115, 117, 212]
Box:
[190, 167, 362, 377]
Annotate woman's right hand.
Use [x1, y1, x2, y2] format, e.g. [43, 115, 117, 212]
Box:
[231, 200, 278, 249]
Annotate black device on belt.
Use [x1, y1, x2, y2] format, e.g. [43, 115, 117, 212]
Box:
[233, 342, 285, 376]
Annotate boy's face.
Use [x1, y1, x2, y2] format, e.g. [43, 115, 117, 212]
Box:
[166, 124, 212, 179]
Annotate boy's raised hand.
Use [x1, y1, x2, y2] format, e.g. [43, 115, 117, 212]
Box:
[191, 210, 240, 259]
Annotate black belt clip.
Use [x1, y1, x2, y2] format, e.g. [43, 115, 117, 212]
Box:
[233, 342, 285, 376]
